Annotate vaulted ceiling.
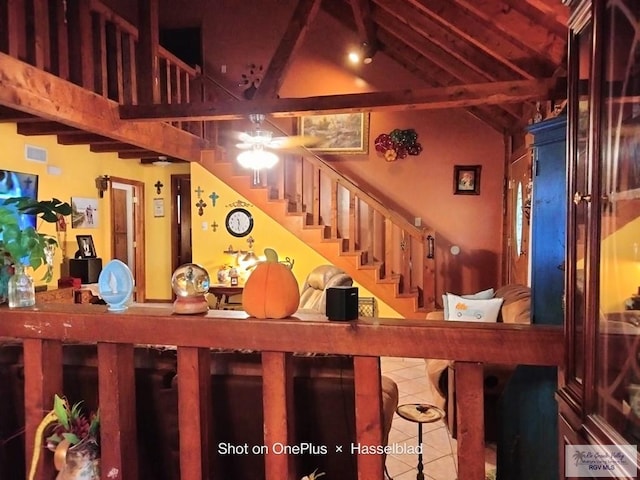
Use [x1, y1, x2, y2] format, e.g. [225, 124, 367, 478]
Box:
[0, 0, 570, 161]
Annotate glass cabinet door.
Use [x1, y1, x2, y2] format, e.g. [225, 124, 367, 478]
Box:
[595, 0, 640, 443]
[566, 3, 593, 397]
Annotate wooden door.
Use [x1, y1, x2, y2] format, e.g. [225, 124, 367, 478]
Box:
[505, 147, 532, 286]
[110, 178, 145, 301]
[171, 174, 192, 274]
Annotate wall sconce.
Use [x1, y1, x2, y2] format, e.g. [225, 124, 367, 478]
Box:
[95, 175, 110, 198]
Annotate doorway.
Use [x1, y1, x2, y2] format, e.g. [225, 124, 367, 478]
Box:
[110, 178, 146, 302]
[505, 147, 532, 286]
[171, 174, 192, 274]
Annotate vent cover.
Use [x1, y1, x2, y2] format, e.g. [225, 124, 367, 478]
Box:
[24, 144, 47, 163]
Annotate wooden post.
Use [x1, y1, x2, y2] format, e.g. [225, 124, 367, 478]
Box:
[353, 356, 384, 480]
[23, 339, 62, 480]
[177, 347, 211, 479]
[98, 343, 138, 479]
[262, 351, 294, 480]
[456, 361, 485, 480]
[67, 0, 94, 89]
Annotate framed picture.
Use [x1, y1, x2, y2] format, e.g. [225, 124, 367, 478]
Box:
[76, 235, 96, 258]
[453, 165, 482, 195]
[299, 112, 369, 154]
[71, 197, 99, 228]
[153, 198, 165, 218]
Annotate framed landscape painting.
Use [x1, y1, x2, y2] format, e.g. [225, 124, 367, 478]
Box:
[299, 113, 369, 154]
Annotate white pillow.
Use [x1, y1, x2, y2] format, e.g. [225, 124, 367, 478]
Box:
[442, 288, 495, 318]
[445, 294, 504, 323]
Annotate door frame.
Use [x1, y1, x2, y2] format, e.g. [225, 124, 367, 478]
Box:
[109, 176, 146, 302]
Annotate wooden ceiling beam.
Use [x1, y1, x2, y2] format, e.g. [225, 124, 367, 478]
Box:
[452, 0, 566, 66]
[349, 0, 378, 58]
[118, 151, 161, 159]
[377, 31, 522, 132]
[57, 133, 115, 145]
[376, 22, 523, 121]
[253, 0, 322, 99]
[0, 106, 41, 123]
[89, 142, 146, 153]
[0, 52, 204, 162]
[385, 0, 553, 78]
[17, 122, 81, 135]
[120, 78, 557, 122]
[372, 0, 533, 80]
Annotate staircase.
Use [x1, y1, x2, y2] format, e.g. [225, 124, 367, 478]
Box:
[200, 143, 437, 319]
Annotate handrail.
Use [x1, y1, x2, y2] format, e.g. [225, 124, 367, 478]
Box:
[0, 305, 563, 480]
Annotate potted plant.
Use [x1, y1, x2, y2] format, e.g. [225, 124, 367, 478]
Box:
[0, 197, 71, 306]
[28, 394, 100, 480]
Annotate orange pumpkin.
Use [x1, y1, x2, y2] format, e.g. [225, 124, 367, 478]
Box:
[243, 250, 300, 319]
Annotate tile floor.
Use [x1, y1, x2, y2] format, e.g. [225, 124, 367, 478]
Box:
[380, 357, 497, 480]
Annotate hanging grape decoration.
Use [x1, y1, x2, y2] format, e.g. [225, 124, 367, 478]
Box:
[374, 128, 422, 162]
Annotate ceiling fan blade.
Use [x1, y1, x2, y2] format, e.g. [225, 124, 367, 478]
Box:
[269, 135, 322, 149]
[235, 143, 254, 150]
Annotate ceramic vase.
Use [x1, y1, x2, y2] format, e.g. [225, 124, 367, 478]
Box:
[54, 440, 100, 480]
[7, 263, 35, 308]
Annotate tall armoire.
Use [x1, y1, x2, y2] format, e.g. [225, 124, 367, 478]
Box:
[558, 0, 640, 478]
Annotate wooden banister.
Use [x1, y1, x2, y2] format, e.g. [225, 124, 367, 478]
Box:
[1, 305, 563, 480]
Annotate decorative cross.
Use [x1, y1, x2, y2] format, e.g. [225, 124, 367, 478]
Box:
[154, 180, 164, 195]
[194, 186, 204, 199]
[209, 191, 220, 207]
[211, 221, 218, 232]
[195, 199, 207, 216]
[23, 177, 34, 191]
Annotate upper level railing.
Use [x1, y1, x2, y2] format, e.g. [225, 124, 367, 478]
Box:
[0, 0, 201, 134]
[0, 304, 563, 480]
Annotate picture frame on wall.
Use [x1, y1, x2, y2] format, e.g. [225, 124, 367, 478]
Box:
[453, 165, 481, 195]
[299, 112, 369, 154]
[76, 235, 97, 258]
[71, 197, 99, 228]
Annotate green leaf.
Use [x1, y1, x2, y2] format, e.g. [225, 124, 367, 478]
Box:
[53, 394, 70, 429]
[62, 432, 80, 445]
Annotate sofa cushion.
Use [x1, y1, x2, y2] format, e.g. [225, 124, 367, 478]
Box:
[445, 294, 504, 323]
[442, 288, 495, 318]
[495, 284, 531, 323]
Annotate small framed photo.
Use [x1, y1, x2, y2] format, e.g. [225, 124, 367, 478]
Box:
[76, 235, 97, 258]
[453, 165, 482, 195]
[153, 198, 165, 218]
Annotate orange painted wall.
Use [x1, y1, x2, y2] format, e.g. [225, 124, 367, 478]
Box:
[106, 1, 508, 297]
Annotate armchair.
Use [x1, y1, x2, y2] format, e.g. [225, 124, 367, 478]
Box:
[298, 265, 353, 314]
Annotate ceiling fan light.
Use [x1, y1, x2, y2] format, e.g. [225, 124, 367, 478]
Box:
[237, 149, 279, 170]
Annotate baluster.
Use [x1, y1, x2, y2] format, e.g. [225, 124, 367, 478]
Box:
[32, 0, 50, 70]
[121, 31, 137, 104]
[311, 164, 320, 225]
[52, 0, 70, 79]
[68, 0, 94, 89]
[105, 21, 123, 102]
[92, 11, 107, 96]
[348, 193, 357, 252]
[330, 180, 339, 239]
[7, 0, 27, 60]
[384, 219, 393, 279]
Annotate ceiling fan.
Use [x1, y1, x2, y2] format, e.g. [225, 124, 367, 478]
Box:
[234, 113, 319, 154]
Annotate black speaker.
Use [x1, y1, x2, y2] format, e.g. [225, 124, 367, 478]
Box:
[326, 286, 359, 321]
[69, 258, 103, 284]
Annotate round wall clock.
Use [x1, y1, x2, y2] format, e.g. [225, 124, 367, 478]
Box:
[225, 207, 254, 237]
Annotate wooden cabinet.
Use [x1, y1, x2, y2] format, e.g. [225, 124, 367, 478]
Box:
[559, 0, 640, 476]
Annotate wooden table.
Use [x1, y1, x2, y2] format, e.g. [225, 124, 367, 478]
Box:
[208, 284, 244, 309]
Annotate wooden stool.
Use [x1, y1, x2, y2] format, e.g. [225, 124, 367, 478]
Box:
[396, 403, 445, 480]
